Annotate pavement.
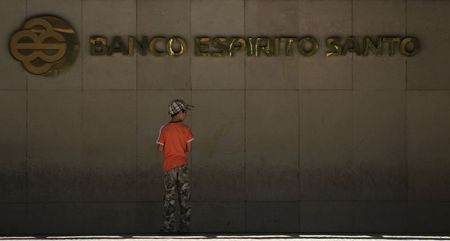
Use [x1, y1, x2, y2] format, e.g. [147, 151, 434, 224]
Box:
[1, 234, 450, 241]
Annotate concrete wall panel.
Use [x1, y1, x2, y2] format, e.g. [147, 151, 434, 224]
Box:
[0, 0, 26, 90]
[83, 0, 136, 90]
[407, 1, 450, 90]
[137, 0, 190, 90]
[76, 203, 136, 234]
[27, 203, 82, 234]
[353, 202, 407, 233]
[407, 202, 450, 233]
[300, 201, 354, 232]
[247, 202, 299, 233]
[298, 0, 352, 38]
[353, 58, 406, 91]
[407, 91, 450, 200]
[353, 0, 406, 90]
[28, 202, 136, 234]
[0, 204, 27, 235]
[353, 91, 407, 201]
[0, 91, 27, 202]
[246, 0, 298, 90]
[192, 58, 245, 90]
[135, 202, 163, 233]
[0, 0, 449, 235]
[246, 58, 298, 90]
[191, 91, 245, 201]
[138, 0, 189, 35]
[354, 0, 406, 34]
[192, 0, 244, 90]
[192, 0, 244, 35]
[138, 57, 190, 90]
[246, 0, 298, 35]
[82, 91, 136, 202]
[192, 202, 245, 233]
[137, 91, 191, 201]
[298, 0, 352, 90]
[246, 91, 299, 201]
[300, 91, 354, 200]
[28, 91, 83, 202]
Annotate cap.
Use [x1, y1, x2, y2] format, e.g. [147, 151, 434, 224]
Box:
[168, 99, 194, 115]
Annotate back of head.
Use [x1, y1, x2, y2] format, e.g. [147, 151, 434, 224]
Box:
[168, 99, 194, 117]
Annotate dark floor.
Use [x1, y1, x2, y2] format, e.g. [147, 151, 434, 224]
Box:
[1, 234, 450, 241]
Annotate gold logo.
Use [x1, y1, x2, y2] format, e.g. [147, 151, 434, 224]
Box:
[9, 16, 79, 76]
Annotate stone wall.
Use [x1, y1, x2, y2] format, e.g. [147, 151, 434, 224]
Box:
[0, 0, 449, 235]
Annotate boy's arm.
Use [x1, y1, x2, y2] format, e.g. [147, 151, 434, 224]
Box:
[186, 142, 192, 153]
[157, 143, 164, 152]
[185, 127, 194, 153]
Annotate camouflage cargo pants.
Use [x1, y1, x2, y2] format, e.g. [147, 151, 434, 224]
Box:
[162, 164, 191, 232]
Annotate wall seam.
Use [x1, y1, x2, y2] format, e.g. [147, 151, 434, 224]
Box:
[25, 0, 30, 226]
[405, 0, 410, 228]
[405, 0, 409, 89]
[135, 0, 138, 231]
[80, 0, 84, 211]
[297, 90, 301, 232]
[243, 0, 248, 233]
[350, 0, 356, 231]
[189, 0, 194, 215]
[81, 0, 84, 92]
[80, 0, 85, 208]
[296, 0, 301, 233]
[351, 0, 354, 91]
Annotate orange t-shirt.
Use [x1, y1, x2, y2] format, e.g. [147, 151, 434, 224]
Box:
[156, 121, 194, 172]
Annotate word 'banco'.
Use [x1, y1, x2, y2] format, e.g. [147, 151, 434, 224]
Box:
[89, 35, 420, 57]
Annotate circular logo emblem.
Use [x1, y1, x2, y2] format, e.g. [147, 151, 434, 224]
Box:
[9, 15, 79, 76]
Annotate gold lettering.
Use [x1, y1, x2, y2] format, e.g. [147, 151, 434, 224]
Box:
[246, 37, 257, 56]
[228, 37, 246, 57]
[211, 37, 228, 57]
[363, 36, 382, 56]
[342, 37, 361, 56]
[382, 37, 401, 56]
[167, 37, 186, 56]
[326, 37, 342, 57]
[148, 36, 167, 56]
[255, 37, 273, 56]
[128, 36, 148, 56]
[285, 38, 297, 56]
[89, 36, 107, 56]
[108, 36, 127, 55]
[298, 36, 319, 56]
[195, 37, 210, 56]
[400, 37, 420, 57]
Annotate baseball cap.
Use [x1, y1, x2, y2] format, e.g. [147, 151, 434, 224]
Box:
[168, 99, 194, 115]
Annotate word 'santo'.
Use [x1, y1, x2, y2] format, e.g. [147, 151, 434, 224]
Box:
[89, 35, 420, 57]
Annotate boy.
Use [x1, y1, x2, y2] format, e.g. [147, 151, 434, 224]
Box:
[156, 99, 194, 234]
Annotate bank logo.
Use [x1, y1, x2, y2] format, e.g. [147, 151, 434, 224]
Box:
[9, 16, 79, 76]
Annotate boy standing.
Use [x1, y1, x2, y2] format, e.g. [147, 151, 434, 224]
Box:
[156, 99, 194, 233]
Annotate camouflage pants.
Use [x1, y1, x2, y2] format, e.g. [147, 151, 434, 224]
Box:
[163, 164, 191, 232]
